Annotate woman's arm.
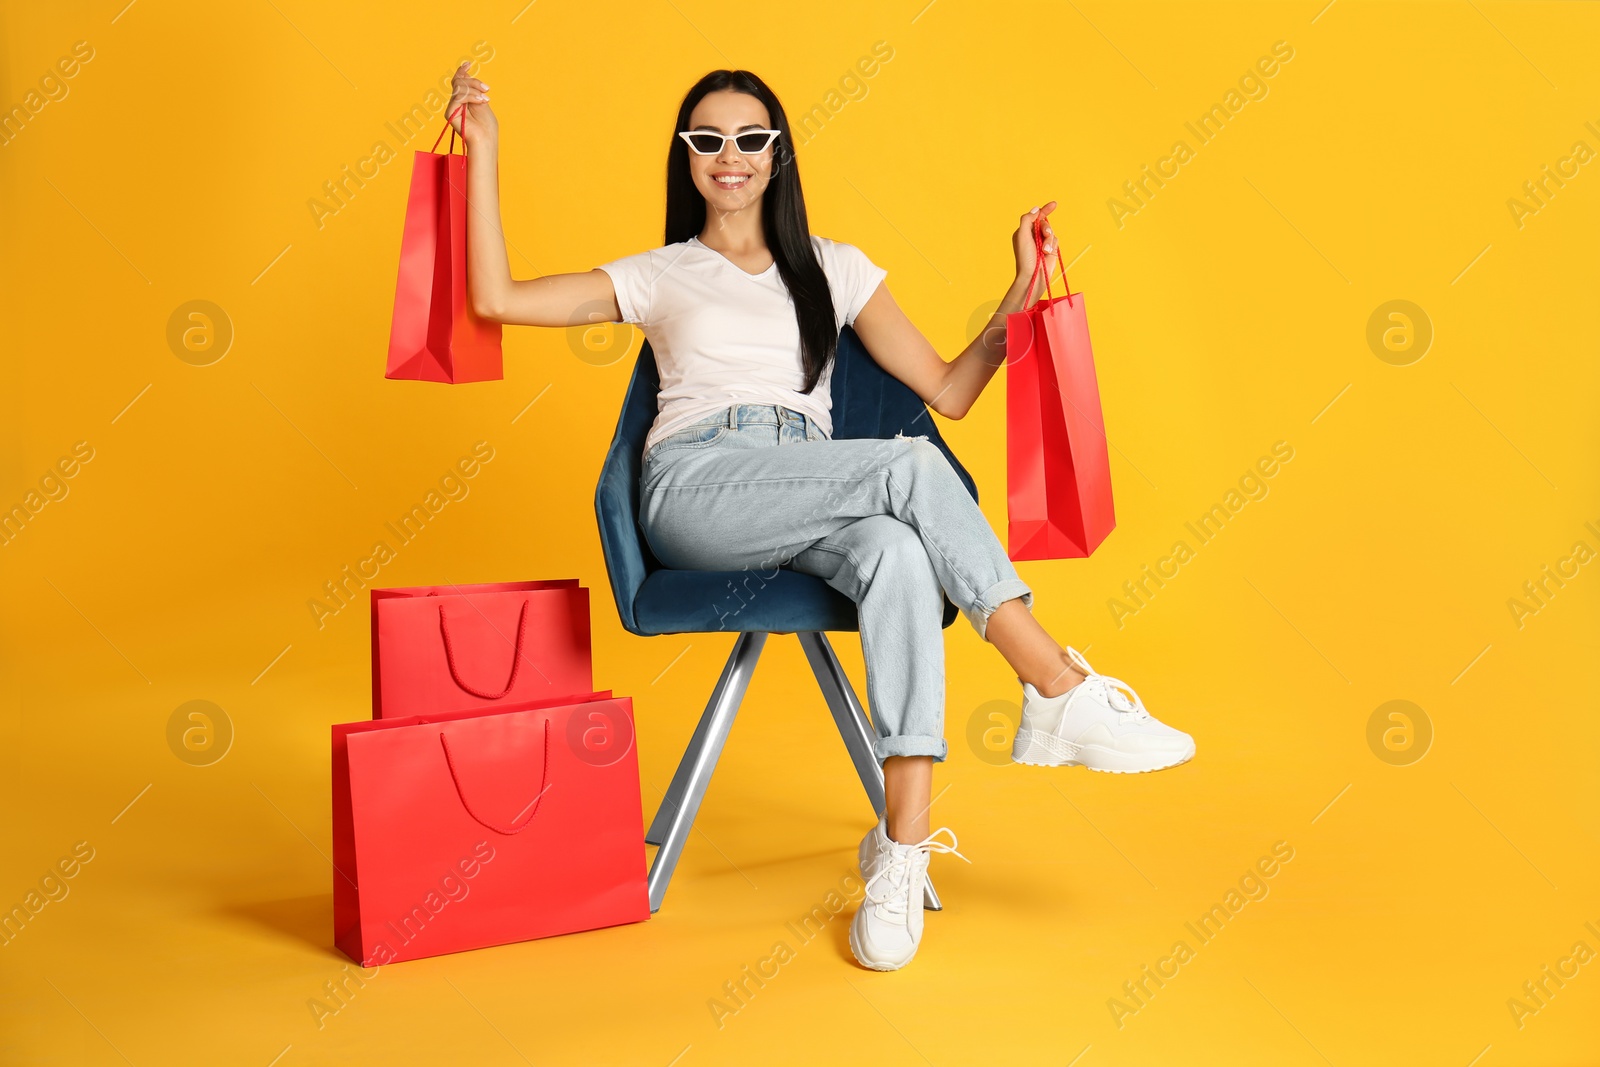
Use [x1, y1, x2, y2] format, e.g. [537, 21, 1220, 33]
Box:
[852, 203, 1061, 420]
[446, 64, 623, 328]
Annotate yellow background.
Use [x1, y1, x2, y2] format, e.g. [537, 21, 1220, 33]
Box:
[2, 1, 1597, 1064]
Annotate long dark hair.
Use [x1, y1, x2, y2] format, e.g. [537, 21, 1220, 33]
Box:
[665, 70, 836, 395]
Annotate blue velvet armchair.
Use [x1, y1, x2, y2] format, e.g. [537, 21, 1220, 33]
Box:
[593, 325, 979, 912]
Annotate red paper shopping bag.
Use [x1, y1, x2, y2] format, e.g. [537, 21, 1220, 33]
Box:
[371, 580, 594, 719]
[385, 110, 502, 383]
[1004, 214, 1115, 560]
[332, 692, 650, 965]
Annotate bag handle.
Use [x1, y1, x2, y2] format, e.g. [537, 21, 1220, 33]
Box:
[430, 103, 468, 156]
[438, 598, 529, 699]
[1024, 212, 1075, 310]
[438, 718, 550, 835]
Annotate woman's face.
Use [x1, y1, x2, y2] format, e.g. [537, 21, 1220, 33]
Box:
[684, 90, 777, 214]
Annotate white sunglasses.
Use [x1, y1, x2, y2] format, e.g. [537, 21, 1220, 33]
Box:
[678, 128, 782, 156]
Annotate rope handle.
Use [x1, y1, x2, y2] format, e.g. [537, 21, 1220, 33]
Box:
[438, 718, 550, 836]
[438, 598, 529, 700]
[430, 103, 468, 155]
[1024, 212, 1075, 310]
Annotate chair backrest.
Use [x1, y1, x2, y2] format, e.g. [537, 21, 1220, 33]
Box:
[594, 325, 979, 634]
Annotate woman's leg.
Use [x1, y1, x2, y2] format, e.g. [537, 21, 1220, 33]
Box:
[787, 515, 948, 844]
[985, 597, 1090, 698]
[788, 515, 948, 763]
[782, 516, 1088, 843]
[643, 424, 1093, 840]
[878, 597, 1088, 844]
[883, 754, 934, 843]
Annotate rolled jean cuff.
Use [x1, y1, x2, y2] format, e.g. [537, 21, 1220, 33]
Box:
[875, 735, 949, 763]
[963, 578, 1034, 642]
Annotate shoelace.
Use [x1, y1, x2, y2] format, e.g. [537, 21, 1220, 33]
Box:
[864, 828, 972, 919]
[1066, 646, 1152, 722]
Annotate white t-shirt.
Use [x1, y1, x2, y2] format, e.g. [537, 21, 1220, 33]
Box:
[596, 234, 888, 454]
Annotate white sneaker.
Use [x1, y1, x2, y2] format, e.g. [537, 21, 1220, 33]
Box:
[1011, 646, 1195, 773]
[849, 825, 969, 971]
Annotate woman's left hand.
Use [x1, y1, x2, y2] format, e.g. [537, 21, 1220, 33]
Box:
[1012, 201, 1060, 304]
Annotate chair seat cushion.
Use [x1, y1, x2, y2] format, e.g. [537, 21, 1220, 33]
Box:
[633, 567, 858, 634]
[632, 567, 960, 635]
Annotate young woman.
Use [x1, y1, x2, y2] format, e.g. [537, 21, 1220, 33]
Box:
[445, 64, 1195, 971]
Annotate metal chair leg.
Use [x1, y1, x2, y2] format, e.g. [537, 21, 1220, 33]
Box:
[797, 631, 943, 912]
[645, 631, 767, 913]
[646, 642, 739, 845]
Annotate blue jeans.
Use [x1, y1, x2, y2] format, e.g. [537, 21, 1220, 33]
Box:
[638, 402, 1035, 763]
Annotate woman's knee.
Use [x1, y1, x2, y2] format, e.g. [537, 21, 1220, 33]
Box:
[896, 435, 940, 464]
[890, 436, 959, 487]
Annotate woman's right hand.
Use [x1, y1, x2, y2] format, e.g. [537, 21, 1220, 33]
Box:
[446, 61, 497, 147]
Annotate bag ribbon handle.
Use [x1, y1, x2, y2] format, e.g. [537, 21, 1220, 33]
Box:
[430, 103, 469, 156]
[438, 718, 551, 835]
[438, 598, 530, 700]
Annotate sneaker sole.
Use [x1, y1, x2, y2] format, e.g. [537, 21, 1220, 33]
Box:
[848, 919, 918, 972]
[1010, 728, 1195, 774]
